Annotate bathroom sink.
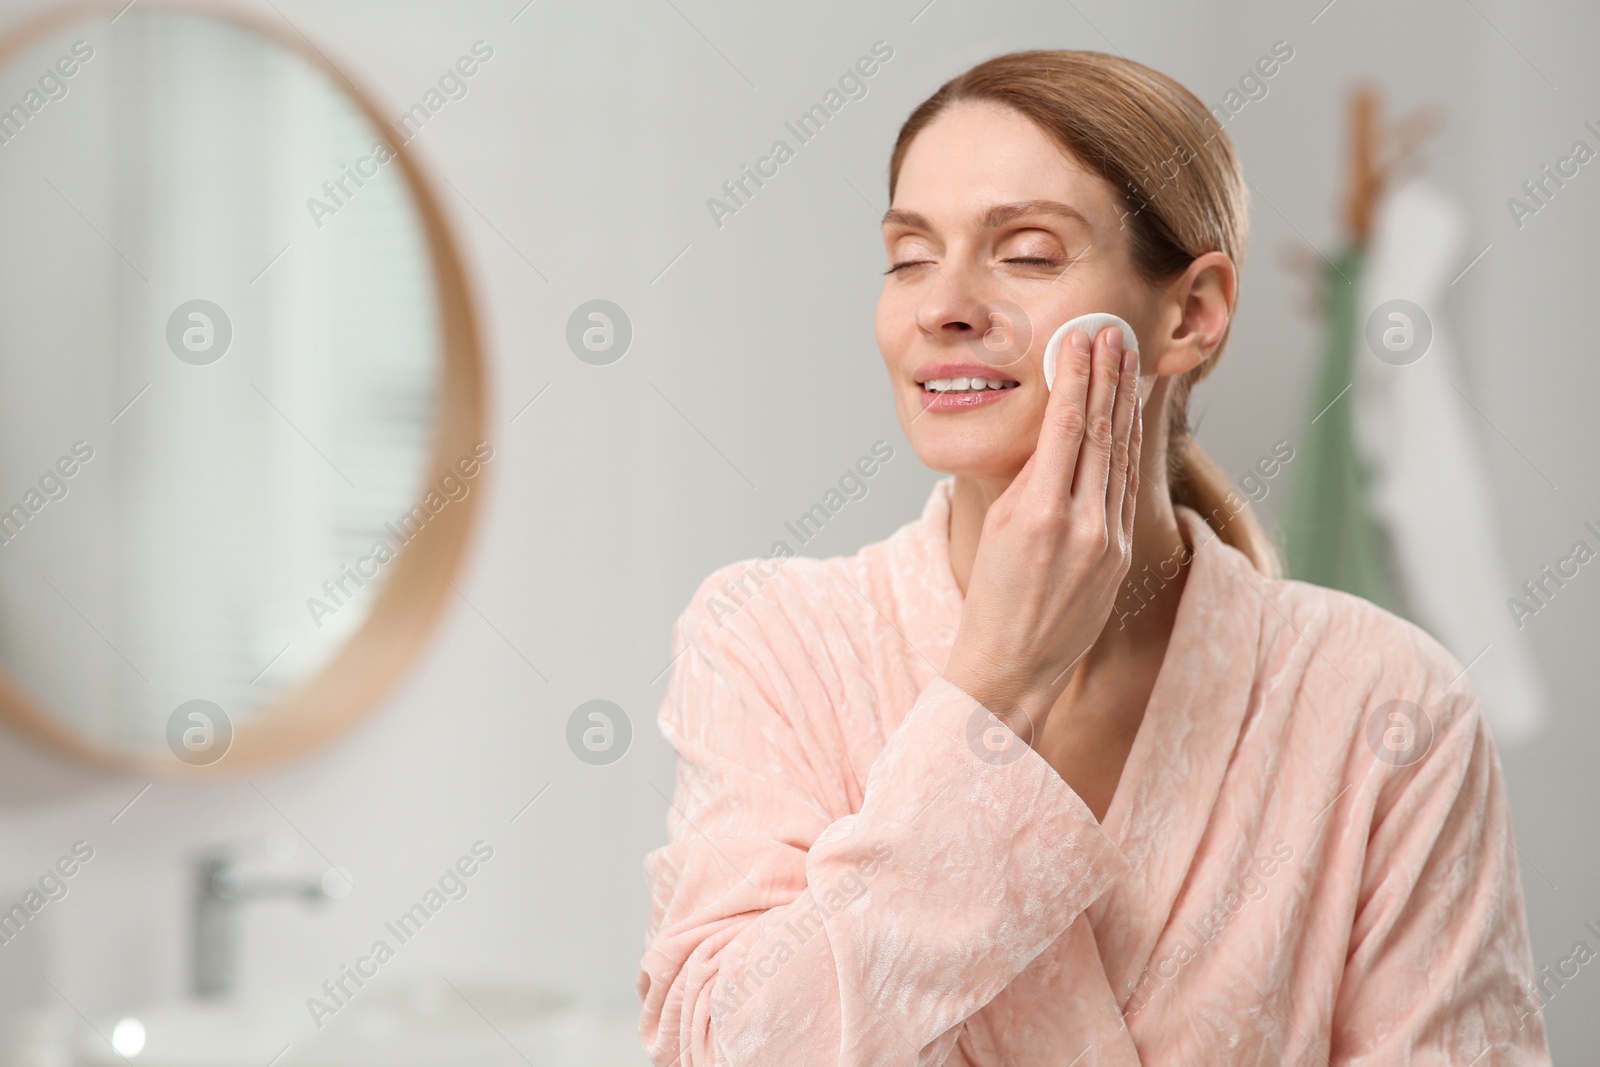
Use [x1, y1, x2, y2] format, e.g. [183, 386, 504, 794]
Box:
[75, 981, 649, 1067]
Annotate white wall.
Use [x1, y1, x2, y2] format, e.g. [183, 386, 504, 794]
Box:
[0, 0, 1594, 1060]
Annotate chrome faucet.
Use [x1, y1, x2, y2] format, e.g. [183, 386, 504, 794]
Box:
[193, 848, 333, 998]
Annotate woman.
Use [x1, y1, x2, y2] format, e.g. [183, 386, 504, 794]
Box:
[638, 50, 1549, 1066]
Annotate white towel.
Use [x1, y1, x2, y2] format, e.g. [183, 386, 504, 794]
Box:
[1350, 178, 1546, 744]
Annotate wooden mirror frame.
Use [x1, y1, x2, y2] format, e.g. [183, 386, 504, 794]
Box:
[0, 0, 488, 776]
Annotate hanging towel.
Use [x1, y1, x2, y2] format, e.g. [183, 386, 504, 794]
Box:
[1283, 247, 1405, 615]
[1346, 177, 1546, 744]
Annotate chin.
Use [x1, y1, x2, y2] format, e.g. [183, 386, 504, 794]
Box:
[907, 422, 1033, 481]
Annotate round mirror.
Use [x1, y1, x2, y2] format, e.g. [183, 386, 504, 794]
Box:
[0, 2, 485, 773]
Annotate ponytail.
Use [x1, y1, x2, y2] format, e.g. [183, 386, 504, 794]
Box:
[1170, 437, 1282, 578]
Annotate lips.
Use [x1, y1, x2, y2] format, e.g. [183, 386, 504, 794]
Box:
[913, 360, 1022, 412]
[918, 385, 1017, 412]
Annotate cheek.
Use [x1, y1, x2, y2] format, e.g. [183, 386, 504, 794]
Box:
[874, 304, 894, 367]
[875, 290, 912, 368]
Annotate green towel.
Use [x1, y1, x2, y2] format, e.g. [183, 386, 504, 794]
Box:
[1283, 247, 1406, 617]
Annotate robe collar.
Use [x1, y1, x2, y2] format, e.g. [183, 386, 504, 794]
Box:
[889, 475, 1266, 1008]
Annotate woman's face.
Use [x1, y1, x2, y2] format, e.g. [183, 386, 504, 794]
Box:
[876, 101, 1162, 481]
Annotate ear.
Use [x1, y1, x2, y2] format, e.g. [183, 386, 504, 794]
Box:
[1150, 251, 1237, 377]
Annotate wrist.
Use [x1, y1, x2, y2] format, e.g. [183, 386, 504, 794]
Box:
[942, 653, 1057, 741]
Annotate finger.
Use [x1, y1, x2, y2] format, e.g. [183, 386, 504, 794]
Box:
[1069, 325, 1123, 501]
[1104, 344, 1139, 524]
[1121, 393, 1143, 540]
[1030, 328, 1094, 504]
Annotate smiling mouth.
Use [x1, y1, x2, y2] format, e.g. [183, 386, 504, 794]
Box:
[919, 376, 1021, 394]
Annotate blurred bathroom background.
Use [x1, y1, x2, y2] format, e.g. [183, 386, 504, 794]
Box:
[0, 0, 1592, 1063]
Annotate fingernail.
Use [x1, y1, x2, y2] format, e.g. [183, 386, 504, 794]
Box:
[1105, 327, 1124, 351]
[1069, 330, 1091, 356]
[1121, 349, 1137, 375]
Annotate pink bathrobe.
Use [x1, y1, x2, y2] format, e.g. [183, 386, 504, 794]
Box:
[638, 476, 1551, 1065]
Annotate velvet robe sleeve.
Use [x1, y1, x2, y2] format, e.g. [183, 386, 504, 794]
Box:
[636, 564, 1129, 1067]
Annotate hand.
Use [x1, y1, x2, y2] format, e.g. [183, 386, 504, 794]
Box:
[942, 324, 1143, 744]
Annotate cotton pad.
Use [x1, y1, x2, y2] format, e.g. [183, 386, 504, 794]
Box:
[1041, 312, 1140, 391]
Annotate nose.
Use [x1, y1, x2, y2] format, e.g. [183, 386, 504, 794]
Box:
[912, 261, 985, 342]
[914, 264, 1033, 372]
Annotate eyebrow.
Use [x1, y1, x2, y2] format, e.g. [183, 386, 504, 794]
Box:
[881, 199, 1092, 232]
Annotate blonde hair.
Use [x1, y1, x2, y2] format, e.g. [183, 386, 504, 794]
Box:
[887, 49, 1281, 576]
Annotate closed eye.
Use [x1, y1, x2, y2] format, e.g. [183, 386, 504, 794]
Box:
[883, 255, 1071, 275]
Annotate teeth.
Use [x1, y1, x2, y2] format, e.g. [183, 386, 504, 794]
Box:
[923, 377, 1016, 393]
